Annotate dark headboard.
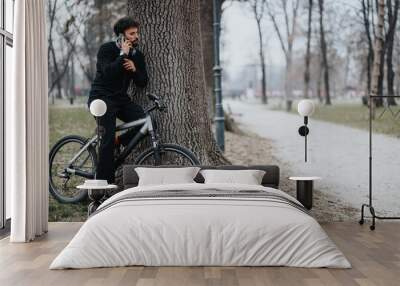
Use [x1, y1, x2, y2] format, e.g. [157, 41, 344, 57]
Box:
[123, 165, 280, 189]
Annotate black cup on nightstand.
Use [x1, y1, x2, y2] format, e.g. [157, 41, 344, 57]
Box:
[296, 181, 313, 210]
[289, 177, 321, 210]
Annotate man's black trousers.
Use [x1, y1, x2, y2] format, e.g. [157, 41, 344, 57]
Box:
[88, 95, 145, 183]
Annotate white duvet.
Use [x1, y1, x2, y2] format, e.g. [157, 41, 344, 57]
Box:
[50, 183, 351, 269]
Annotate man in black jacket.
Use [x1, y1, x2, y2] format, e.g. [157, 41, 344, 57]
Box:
[88, 17, 148, 183]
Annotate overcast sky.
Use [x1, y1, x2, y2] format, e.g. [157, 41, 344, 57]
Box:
[220, 0, 358, 84]
[221, 1, 286, 72]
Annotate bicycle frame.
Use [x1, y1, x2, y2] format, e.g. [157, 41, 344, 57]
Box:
[65, 113, 158, 179]
[114, 114, 158, 166]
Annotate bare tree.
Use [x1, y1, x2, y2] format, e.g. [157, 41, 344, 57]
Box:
[266, 0, 300, 111]
[47, 0, 88, 102]
[304, 0, 313, 99]
[371, 0, 386, 118]
[361, 0, 375, 98]
[318, 0, 331, 105]
[385, 0, 400, 105]
[47, 0, 125, 105]
[360, 0, 399, 106]
[247, 0, 268, 104]
[47, 0, 72, 102]
[62, 1, 124, 83]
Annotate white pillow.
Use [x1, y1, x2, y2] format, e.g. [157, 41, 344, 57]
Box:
[200, 169, 266, 185]
[135, 167, 201, 186]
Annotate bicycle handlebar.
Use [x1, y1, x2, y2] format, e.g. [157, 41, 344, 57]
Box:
[145, 93, 167, 113]
[147, 93, 160, 102]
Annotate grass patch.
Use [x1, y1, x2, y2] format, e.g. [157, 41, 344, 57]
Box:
[49, 105, 96, 147]
[49, 105, 96, 222]
[48, 196, 88, 222]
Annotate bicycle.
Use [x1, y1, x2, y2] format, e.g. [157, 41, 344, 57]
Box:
[49, 93, 201, 204]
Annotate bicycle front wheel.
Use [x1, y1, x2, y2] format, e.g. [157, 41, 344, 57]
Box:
[49, 135, 97, 204]
[134, 143, 200, 166]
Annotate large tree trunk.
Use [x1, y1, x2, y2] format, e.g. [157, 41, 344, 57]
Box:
[304, 0, 313, 99]
[318, 0, 331, 105]
[127, 0, 228, 165]
[371, 0, 386, 119]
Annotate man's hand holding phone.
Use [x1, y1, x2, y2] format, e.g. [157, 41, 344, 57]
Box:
[120, 38, 136, 72]
[121, 38, 131, 55]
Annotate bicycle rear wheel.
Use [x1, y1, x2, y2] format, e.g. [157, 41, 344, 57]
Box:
[49, 135, 97, 203]
[134, 143, 200, 166]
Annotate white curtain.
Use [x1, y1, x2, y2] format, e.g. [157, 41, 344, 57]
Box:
[7, 0, 49, 242]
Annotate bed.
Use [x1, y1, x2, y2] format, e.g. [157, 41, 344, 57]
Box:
[50, 165, 350, 269]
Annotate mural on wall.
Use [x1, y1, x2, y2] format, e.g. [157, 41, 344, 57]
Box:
[47, 0, 400, 224]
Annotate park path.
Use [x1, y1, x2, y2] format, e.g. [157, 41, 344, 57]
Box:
[225, 99, 400, 216]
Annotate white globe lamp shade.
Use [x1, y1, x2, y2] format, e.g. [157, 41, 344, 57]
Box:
[297, 100, 315, 117]
[90, 99, 107, 117]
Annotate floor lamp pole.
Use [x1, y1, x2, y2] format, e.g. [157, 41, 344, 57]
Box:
[360, 95, 400, 230]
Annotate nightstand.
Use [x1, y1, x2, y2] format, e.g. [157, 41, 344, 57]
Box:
[77, 183, 118, 216]
[289, 177, 321, 210]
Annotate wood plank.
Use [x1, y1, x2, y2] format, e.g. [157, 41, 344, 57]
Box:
[0, 222, 399, 286]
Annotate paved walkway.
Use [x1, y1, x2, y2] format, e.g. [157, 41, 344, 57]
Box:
[225, 99, 400, 216]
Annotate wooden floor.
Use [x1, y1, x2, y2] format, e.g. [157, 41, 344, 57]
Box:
[0, 222, 399, 286]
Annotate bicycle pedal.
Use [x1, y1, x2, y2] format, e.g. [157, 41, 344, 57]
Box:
[57, 172, 69, 178]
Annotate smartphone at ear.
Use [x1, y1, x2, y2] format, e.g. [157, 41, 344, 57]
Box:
[117, 33, 125, 47]
[118, 33, 137, 56]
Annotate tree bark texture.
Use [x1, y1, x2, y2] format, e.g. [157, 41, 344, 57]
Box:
[127, 0, 228, 165]
[200, 0, 216, 116]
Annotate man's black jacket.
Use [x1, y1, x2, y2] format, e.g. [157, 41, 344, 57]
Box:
[89, 41, 148, 99]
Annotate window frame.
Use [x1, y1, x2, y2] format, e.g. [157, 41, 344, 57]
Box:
[0, 0, 14, 234]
